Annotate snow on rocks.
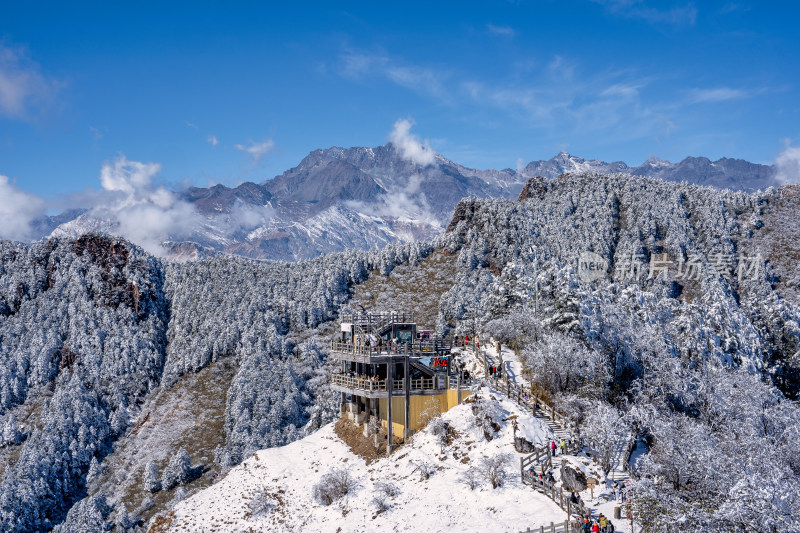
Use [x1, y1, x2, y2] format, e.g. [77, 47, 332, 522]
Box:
[161, 386, 566, 533]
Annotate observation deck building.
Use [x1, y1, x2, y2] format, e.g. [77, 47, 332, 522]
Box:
[330, 311, 471, 451]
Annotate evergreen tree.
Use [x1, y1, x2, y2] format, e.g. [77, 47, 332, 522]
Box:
[161, 448, 192, 491]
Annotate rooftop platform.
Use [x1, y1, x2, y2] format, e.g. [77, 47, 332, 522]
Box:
[340, 310, 415, 335]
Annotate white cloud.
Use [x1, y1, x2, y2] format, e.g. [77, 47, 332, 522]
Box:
[385, 65, 449, 101]
[775, 145, 800, 186]
[487, 24, 515, 37]
[345, 173, 439, 227]
[601, 83, 642, 99]
[89, 126, 104, 141]
[0, 43, 61, 120]
[463, 81, 570, 122]
[338, 50, 450, 103]
[227, 201, 276, 233]
[208, 135, 218, 146]
[339, 52, 387, 79]
[688, 87, 749, 104]
[0, 175, 45, 241]
[389, 119, 436, 166]
[235, 139, 275, 163]
[591, 0, 697, 26]
[89, 155, 203, 255]
[49, 156, 276, 255]
[100, 156, 162, 195]
[462, 64, 663, 141]
[114, 201, 200, 255]
[546, 55, 577, 82]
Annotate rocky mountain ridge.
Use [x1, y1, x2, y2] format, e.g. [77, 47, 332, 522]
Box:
[43, 145, 779, 262]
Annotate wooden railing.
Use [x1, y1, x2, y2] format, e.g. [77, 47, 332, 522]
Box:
[330, 341, 376, 357]
[622, 434, 638, 479]
[330, 339, 455, 357]
[410, 377, 434, 390]
[479, 351, 590, 531]
[487, 372, 574, 435]
[520, 520, 582, 533]
[340, 311, 416, 335]
[521, 446, 553, 477]
[331, 374, 388, 392]
[479, 347, 638, 531]
[340, 310, 415, 326]
[331, 373, 468, 394]
[520, 474, 587, 531]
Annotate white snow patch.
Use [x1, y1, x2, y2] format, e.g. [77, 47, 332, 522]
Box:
[165, 387, 568, 532]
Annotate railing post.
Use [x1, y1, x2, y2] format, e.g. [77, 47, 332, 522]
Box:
[403, 344, 410, 442]
[387, 356, 393, 455]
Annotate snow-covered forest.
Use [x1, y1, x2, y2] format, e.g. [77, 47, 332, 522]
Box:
[441, 174, 800, 531]
[1, 173, 798, 532]
[0, 233, 431, 531]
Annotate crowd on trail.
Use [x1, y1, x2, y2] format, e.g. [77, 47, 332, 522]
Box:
[581, 512, 614, 533]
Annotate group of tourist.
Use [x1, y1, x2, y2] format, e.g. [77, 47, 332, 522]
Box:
[535, 468, 555, 485]
[549, 439, 569, 456]
[352, 334, 401, 353]
[581, 513, 614, 533]
[343, 370, 386, 389]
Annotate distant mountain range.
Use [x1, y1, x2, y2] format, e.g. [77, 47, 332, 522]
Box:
[44, 145, 779, 261]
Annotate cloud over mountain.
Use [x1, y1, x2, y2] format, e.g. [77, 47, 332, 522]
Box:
[389, 119, 436, 166]
[0, 174, 45, 241]
[775, 145, 800, 186]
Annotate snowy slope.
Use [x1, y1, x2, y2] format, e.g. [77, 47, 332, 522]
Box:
[160, 387, 567, 533]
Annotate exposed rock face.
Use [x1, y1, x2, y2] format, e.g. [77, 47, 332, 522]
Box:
[73, 234, 142, 313]
[517, 176, 548, 202]
[561, 464, 587, 492]
[514, 435, 535, 453]
[446, 198, 480, 234]
[182, 182, 273, 216]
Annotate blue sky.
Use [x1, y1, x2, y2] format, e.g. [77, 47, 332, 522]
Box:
[1, 1, 799, 200]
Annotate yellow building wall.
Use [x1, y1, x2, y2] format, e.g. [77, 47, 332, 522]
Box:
[378, 389, 472, 435]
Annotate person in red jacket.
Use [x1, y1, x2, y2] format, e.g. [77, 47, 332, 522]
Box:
[591, 521, 600, 533]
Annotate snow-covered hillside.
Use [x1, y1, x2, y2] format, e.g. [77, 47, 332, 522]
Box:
[158, 387, 569, 533]
[2, 170, 799, 532]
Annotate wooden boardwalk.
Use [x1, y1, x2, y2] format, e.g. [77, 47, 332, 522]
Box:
[477, 345, 634, 533]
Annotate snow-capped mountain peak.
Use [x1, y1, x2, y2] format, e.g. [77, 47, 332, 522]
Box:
[42, 145, 779, 261]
